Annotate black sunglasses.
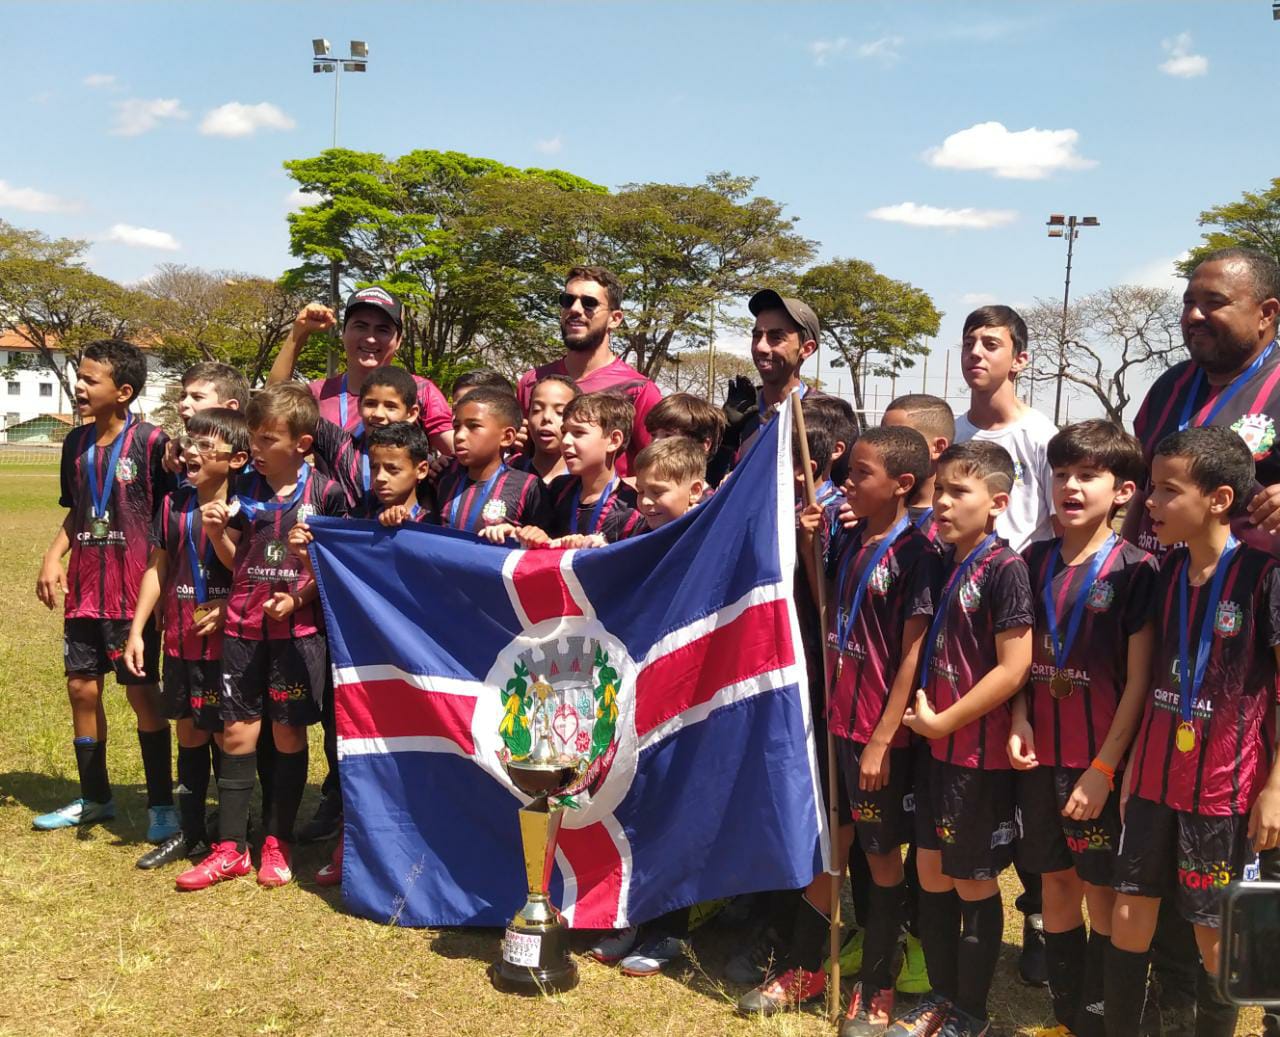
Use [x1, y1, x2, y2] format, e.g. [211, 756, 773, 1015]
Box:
[559, 292, 603, 312]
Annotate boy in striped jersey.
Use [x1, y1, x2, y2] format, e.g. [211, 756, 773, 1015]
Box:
[35, 339, 177, 843]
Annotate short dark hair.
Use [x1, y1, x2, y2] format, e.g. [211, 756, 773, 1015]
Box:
[1153, 426, 1256, 518]
[1194, 247, 1280, 310]
[634, 436, 707, 484]
[884, 393, 956, 444]
[963, 305, 1028, 356]
[938, 440, 1016, 495]
[246, 381, 318, 440]
[532, 372, 581, 401]
[181, 361, 250, 410]
[566, 265, 624, 310]
[858, 426, 931, 502]
[81, 339, 147, 403]
[794, 402, 836, 477]
[454, 386, 523, 430]
[563, 391, 634, 450]
[361, 366, 419, 411]
[803, 395, 857, 484]
[644, 392, 727, 454]
[1048, 419, 1146, 487]
[186, 407, 249, 456]
[366, 420, 431, 464]
[451, 368, 515, 397]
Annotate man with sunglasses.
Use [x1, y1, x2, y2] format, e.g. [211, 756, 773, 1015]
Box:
[516, 265, 661, 477]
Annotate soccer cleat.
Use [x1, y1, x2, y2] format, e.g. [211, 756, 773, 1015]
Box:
[723, 930, 783, 985]
[1019, 913, 1049, 987]
[896, 934, 931, 994]
[32, 798, 115, 830]
[136, 831, 189, 870]
[618, 936, 687, 977]
[1030, 1026, 1075, 1037]
[883, 994, 952, 1037]
[175, 841, 252, 891]
[936, 1006, 989, 1037]
[735, 965, 827, 1017]
[296, 792, 342, 844]
[828, 926, 865, 973]
[146, 804, 180, 843]
[584, 926, 637, 964]
[841, 983, 896, 1036]
[257, 835, 293, 888]
[315, 841, 343, 888]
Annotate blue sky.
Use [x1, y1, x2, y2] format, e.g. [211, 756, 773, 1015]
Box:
[3, 1, 1276, 418]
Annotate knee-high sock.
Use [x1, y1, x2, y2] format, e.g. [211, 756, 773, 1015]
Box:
[916, 889, 961, 1003]
[1074, 928, 1109, 1037]
[1195, 966, 1239, 1037]
[136, 727, 173, 807]
[267, 745, 308, 843]
[1104, 943, 1149, 1037]
[176, 742, 211, 844]
[1044, 924, 1088, 1028]
[861, 882, 907, 991]
[954, 893, 1003, 1022]
[217, 751, 256, 851]
[73, 736, 111, 804]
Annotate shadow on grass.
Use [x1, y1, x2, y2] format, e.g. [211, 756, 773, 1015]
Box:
[0, 770, 165, 845]
[431, 926, 505, 964]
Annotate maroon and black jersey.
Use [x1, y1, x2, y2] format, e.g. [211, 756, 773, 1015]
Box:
[1132, 351, 1280, 559]
[310, 372, 453, 442]
[225, 466, 348, 641]
[548, 474, 644, 542]
[908, 504, 942, 545]
[59, 418, 172, 620]
[925, 538, 1035, 770]
[1130, 543, 1280, 816]
[436, 461, 551, 534]
[311, 417, 371, 510]
[348, 498, 437, 523]
[1024, 537, 1158, 768]
[824, 521, 943, 747]
[152, 486, 233, 661]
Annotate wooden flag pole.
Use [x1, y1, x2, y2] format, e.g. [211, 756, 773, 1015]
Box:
[790, 395, 842, 1022]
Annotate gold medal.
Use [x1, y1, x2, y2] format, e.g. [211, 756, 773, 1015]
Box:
[192, 604, 214, 625]
[1175, 721, 1197, 753]
[1050, 673, 1074, 700]
[90, 515, 110, 538]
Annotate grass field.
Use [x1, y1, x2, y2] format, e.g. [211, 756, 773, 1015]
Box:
[0, 465, 1262, 1037]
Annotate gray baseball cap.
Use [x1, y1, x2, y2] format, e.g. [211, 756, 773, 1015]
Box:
[748, 289, 820, 345]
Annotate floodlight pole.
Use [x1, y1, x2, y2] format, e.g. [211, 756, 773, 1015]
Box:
[1046, 214, 1099, 426]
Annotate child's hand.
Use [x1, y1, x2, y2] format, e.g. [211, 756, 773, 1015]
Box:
[263, 591, 300, 622]
[426, 455, 450, 484]
[163, 438, 185, 476]
[514, 526, 552, 549]
[1007, 716, 1038, 770]
[192, 599, 226, 638]
[902, 689, 946, 739]
[122, 633, 149, 678]
[478, 523, 517, 544]
[1249, 785, 1280, 853]
[859, 738, 891, 792]
[36, 556, 67, 609]
[201, 499, 232, 535]
[550, 533, 607, 550]
[837, 500, 858, 532]
[378, 504, 411, 527]
[797, 502, 823, 535]
[287, 521, 313, 560]
[1063, 767, 1108, 822]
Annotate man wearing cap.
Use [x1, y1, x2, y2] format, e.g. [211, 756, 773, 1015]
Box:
[270, 288, 454, 453]
[515, 265, 662, 476]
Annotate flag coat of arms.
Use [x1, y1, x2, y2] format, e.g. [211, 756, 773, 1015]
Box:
[308, 401, 827, 929]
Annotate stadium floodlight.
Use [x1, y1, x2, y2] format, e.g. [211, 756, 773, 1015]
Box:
[350, 40, 369, 58]
[1080, 216, 1100, 227]
[1044, 213, 1101, 424]
[312, 38, 331, 57]
[1047, 214, 1066, 227]
[1047, 228, 1064, 238]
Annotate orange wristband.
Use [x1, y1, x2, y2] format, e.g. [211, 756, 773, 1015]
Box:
[1090, 758, 1116, 790]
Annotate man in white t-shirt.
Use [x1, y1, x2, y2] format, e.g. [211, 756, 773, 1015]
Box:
[953, 304, 1058, 552]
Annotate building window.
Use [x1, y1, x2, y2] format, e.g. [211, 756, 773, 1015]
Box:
[39, 383, 53, 398]
[6, 381, 18, 396]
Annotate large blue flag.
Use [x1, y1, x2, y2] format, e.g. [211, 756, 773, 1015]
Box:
[308, 400, 827, 928]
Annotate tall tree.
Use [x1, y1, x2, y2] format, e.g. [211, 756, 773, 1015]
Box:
[798, 258, 941, 428]
[1177, 177, 1280, 278]
[652, 348, 759, 399]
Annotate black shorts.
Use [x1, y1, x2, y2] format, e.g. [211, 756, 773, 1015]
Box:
[1113, 795, 1252, 927]
[838, 739, 915, 855]
[814, 712, 852, 820]
[1016, 765, 1121, 886]
[219, 634, 327, 727]
[914, 749, 1016, 882]
[63, 616, 158, 685]
[161, 654, 224, 732]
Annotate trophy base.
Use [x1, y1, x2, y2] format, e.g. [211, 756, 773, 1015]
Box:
[491, 920, 579, 996]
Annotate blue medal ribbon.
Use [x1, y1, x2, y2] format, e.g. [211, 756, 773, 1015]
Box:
[449, 465, 505, 531]
[917, 532, 998, 684]
[184, 496, 216, 604]
[834, 514, 912, 656]
[337, 374, 367, 438]
[571, 476, 617, 535]
[86, 414, 133, 523]
[1176, 535, 1238, 731]
[912, 506, 934, 531]
[1177, 340, 1277, 431]
[1043, 532, 1117, 675]
[234, 464, 310, 521]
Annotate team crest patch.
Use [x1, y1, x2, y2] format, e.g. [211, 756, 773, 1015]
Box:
[869, 560, 893, 596]
[1215, 600, 1243, 638]
[1231, 413, 1276, 460]
[264, 540, 288, 566]
[1086, 579, 1115, 612]
[959, 578, 982, 613]
[296, 504, 315, 523]
[115, 457, 138, 483]
[482, 499, 508, 526]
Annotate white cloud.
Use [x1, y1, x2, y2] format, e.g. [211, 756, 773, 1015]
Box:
[961, 292, 999, 306]
[856, 36, 904, 63]
[200, 101, 296, 138]
[924, 121, 1097, 180]
[112, 98, 188, 136]
[1160, 32, 1208, 78]
[83, 73, 116, 89]
[868, 202, 1018, 229]
[534, 135, 563, 155]
[103, 223, 181, 251]
[809, 37, 849, 67]
[285, 188, 312, 210]
[0, 179, 80, 214]
[1123, 252, 1191, 293]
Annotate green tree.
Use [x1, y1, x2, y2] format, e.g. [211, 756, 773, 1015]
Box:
[0, 220, 145, 401]
[1177, 177, 1280, 278]
[653, 348, 759, 399]
[798, 259, 941, 428]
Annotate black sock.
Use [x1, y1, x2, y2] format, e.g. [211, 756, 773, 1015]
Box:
[1044, 924, 1088, 1027]
[1074, 929, 1109, 1037]
[217, 751, 256, 851]
[861, 881, 906, 991]
[1104, 943, 1150, 1037]
[848, 836, 871, 929]
[788, 895, 830, 973]
[903, 844, 921, 937]
[917, 888, 961, 1002]
[954, 893, 1003, 1021]
[73, 736, 111, 804]
[136, 727, 173, 807]
[268, 745, 308, 843]
[209, 741, 222, 783]
[176, 743, 211, 845]
[1196, 966, 1239, 1037]
[256, 724, 276, 823]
